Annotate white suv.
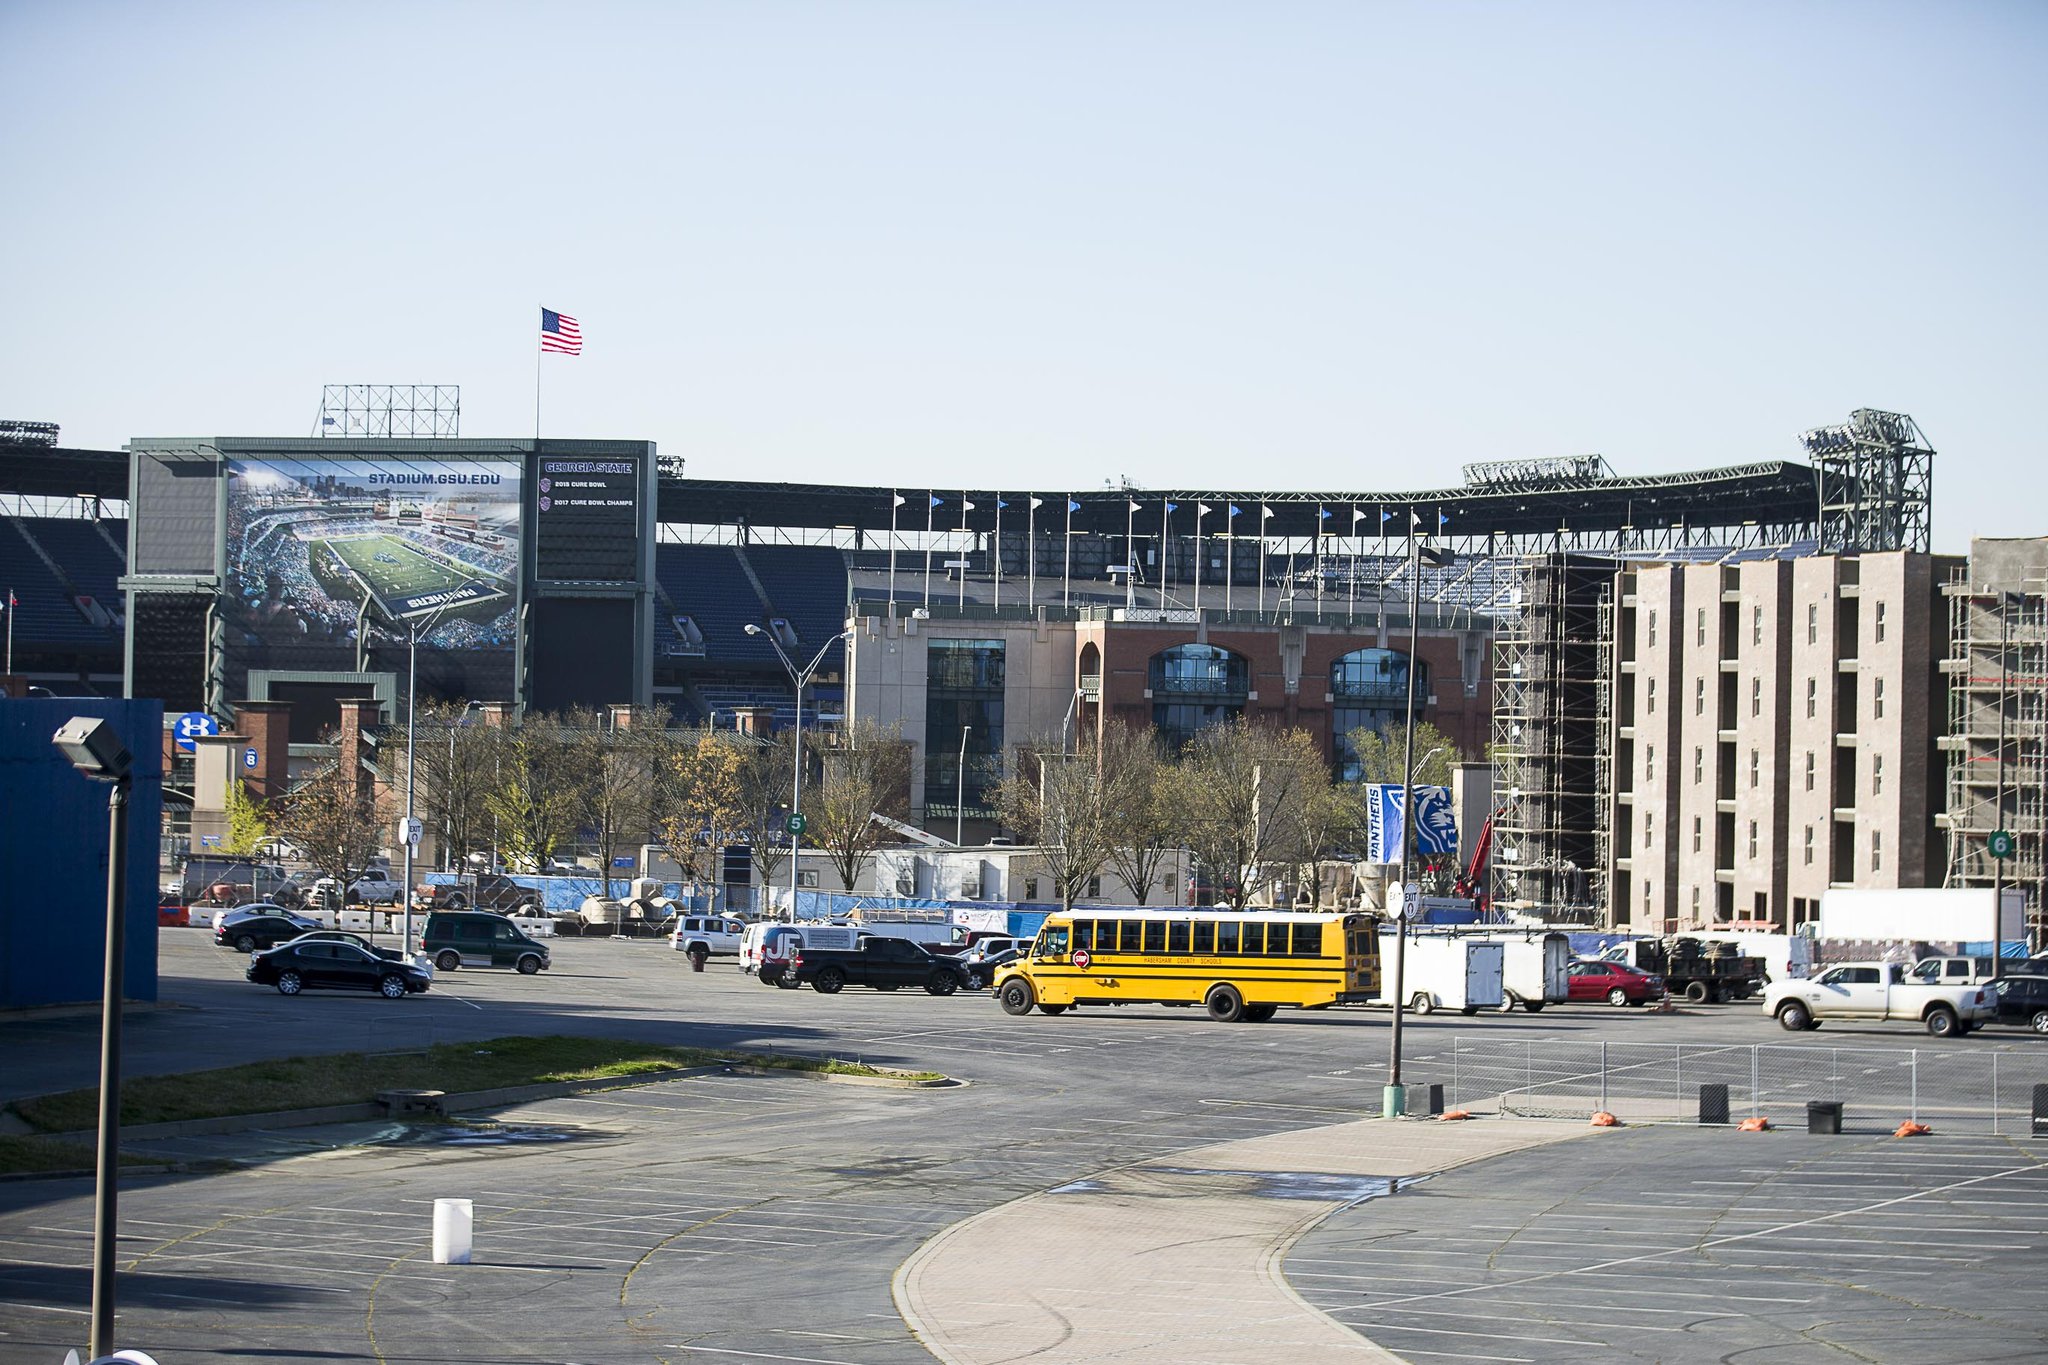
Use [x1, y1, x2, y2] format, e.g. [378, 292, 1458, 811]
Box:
[671, 914, 747, 963]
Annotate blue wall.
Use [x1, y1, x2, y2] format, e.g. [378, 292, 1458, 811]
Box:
[0, 698, 163, 1008]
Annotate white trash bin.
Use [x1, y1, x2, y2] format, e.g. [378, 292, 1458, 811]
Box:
[432, 1197, 473, 1264]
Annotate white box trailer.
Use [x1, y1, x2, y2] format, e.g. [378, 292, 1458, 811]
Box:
[1465, 931, 1569, 1013]
[1817, 888, 2024, 949]
[1380, 931, 1505, 1015]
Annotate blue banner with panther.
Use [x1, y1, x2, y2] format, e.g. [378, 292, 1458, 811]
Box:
[1364, 784, 1458, 862]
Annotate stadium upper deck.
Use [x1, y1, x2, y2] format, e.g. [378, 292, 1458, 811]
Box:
[1, 443, 1822, 552]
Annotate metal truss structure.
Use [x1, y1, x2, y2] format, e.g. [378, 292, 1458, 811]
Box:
[313, 385, 461, 439]
[1461, 454, 1614, 487]
[1490, 554, 1617, 922]
[0, 420, 59, 448]
[1802, 408, 1933, 554]
[1942, 565, 2048, 945]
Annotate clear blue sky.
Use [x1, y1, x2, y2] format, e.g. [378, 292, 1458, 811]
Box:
[3, 1, 2042, 549]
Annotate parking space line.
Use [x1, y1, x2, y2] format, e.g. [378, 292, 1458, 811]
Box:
[1328, 1318, 1588, 1346]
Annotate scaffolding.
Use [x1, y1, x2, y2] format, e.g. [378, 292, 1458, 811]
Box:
[1942, 550, 2048, 945]
[1490, 554, 1615, 922]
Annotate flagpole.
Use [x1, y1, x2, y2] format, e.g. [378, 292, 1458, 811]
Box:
[1194, 506, 1206, 616]
[888, 491, 900, 614]
[1027, 498, 1039, 611]
[924, 494, 936, 607]
[1258, 504, 1271, 617]
[958, 493, 971, 609]
[534, 305, 544, 449]
[1225, 507, 1236, 615]
[1160, 500, 1172, 603]
[1062, 499, 1074, 610]
[1125, 499, 1137, 610]
[5, 590, 12, 676]
[993, 496, 1003, 612]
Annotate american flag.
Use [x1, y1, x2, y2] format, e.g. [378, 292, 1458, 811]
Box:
[541, 308, 582, 355]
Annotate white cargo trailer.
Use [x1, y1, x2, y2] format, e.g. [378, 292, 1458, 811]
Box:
[1380, 932, 1506, 1015]
[1466, 931, 1569, 1012]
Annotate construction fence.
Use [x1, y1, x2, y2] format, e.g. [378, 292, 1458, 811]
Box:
[1420, 1036, 2048, 1135]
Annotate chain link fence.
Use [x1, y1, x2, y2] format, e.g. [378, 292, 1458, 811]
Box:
[1426, 1036, 2048, 1134]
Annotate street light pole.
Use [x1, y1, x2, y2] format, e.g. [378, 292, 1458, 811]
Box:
[399, 607, 447, 951]
[749, 626, 849, 917]
[1386, 526, 1441, 1119]
[956, 724, 972, 846]
[50, 716, 134, 1359]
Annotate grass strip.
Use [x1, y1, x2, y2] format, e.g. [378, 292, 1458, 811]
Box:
[7, 1035, 942, 1134]
[0, 1134, 154, 1175]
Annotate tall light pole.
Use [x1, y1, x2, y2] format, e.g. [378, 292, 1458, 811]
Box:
[399, 606, 449, 951]
[51, 715, 134, 1360]
[748, 625, 849, 916]
[956, 724, 972, 846]
[1386, 529, 1448, 1119]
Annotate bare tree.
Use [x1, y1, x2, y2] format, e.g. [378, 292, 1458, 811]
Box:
[809, 718, 911, 893]
[735, 732, 797, 897]
[996, 733, 1122, 912]
[277, 764, 384, 891]
[1170, 719, 1323, 910]
[562, 705, 669, 888]
[651, 728, 747, 905]
[1096, 723, 1177, 906]
[1291, 773, 1365, 908]
[485, 711, 587, 872]
[1345, 720, 1464, 788]
[407, 700, 502, 872]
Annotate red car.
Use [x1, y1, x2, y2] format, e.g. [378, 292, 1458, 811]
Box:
[1566, 958, 1665, 1006]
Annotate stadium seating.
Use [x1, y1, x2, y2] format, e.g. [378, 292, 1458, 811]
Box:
[653, 543, 850, 670]
[0, 517, 126, 647]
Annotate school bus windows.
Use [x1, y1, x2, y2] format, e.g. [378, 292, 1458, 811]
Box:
[1044, 926, 1069, 956]
[1143, 921, 1167, 954]
[1217, 921, 1241, 953]
[1193, 920, 1215, 954]
[1292, 923, 1320, 955]
[1167, 920, 1190, 954]
[1072, 921, 1094, 952]
[1118, 920, 1141, 953]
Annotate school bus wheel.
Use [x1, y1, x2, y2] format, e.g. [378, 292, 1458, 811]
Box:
[998, 978, 1036, 1016]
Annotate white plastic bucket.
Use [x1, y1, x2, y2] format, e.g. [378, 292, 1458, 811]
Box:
[432, 1197, 473, 1264]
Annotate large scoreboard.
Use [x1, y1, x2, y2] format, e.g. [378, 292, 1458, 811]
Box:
[123, 435, 658, 721]
[534, 456, 643, 582]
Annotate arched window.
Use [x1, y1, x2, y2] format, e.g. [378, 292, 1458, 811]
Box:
[1331, 648, 1426, 781]
[1148, 644, 1248, 752]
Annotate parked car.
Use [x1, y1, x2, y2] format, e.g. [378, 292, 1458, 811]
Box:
[1761, 961, 1998, 1036]
[214, 902, 303, 931]
[1565, 958, 1665, 1006]
[671, 914, 748, 964]
[287, 928, 421, 966]
[789, 936, 971, 995]
[965, 946, 1023, 989]
[420, 910, 550, 974]
[215, 910, 322, 953]
[346, 871, 406, 905]
[414, 872, 540, 915]
[1986, 974, 2048, 1034]
[1911, 955, 1999, 986]
[247, 939, 431, 998]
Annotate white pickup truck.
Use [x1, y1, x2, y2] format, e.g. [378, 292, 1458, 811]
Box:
[1762, 961, 1998, 1037]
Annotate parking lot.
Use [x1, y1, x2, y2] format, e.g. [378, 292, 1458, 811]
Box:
[2, 930, 2046, 1363]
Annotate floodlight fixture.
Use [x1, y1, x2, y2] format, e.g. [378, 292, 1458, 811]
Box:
[52, 716, 132, 783]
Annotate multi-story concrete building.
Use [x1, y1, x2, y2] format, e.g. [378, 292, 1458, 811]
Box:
[1610, 550, 1957, 933]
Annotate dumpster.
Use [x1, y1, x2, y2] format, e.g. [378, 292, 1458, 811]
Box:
[1807, 1100, 1844, 1135]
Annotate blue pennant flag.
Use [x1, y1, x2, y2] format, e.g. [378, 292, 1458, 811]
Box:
[1438, 512, 1451, 527]
[1364, 785, 1459, 862]
[996, 498, 1009, 510]
[1318, 506, 1331, 521]
[1068, 499, 1081, 512]
[1228, 504, 1241, 518]
[1166, 501, 1178, 513]
[1381, 510, 1394, 523]
[930, 494, 943, 507]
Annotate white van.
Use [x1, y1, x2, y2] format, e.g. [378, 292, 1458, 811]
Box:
[742, 922, 864, 985]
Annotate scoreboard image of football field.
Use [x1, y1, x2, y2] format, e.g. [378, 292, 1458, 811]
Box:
[312, 529, 512, 622]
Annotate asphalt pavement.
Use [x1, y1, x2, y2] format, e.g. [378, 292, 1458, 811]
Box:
[2, 931, 2045, 1364]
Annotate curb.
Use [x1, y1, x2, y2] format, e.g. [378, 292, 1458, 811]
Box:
[21, 1059, 959, 1155]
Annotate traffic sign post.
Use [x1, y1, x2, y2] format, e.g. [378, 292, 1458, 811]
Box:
[1989, 830, 2015, 860]
[399, 816, 424, 849]
[785, 812, 807, 836]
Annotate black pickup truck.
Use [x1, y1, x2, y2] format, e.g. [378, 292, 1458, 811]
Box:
[791, 936, 970, 996]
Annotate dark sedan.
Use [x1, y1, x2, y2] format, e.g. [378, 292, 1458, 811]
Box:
[288, 928, 414, 963]
[1988, 974, 2048, 1034]
[247, 940, 432, 998]
[215, 912, 321, 953]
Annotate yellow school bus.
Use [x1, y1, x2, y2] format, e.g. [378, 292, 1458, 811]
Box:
[991, 909, 1380, 1022]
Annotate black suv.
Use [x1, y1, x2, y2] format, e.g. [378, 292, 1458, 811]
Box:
[1988, 974, 2048, 1034]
